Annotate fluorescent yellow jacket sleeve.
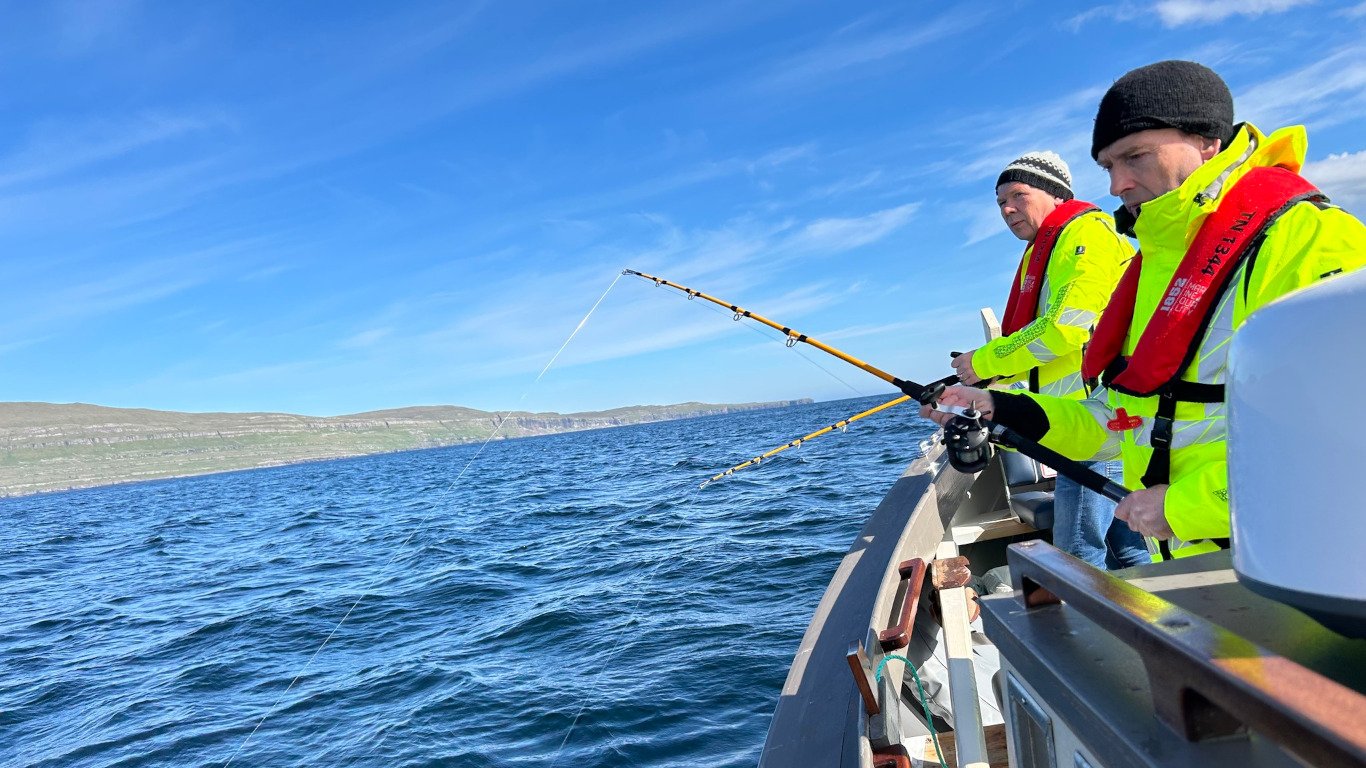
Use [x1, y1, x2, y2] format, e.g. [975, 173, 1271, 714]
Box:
[973, 212, 1132, 398]
[1165, 458, 1230, 541]
[1031, 389, 1119, 462]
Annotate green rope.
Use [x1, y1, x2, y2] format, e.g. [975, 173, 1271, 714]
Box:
[874, 653, 949, 768]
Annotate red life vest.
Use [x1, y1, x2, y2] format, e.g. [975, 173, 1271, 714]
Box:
[1081, 166, 1324, 397]
[1000, 199, 1100, 335]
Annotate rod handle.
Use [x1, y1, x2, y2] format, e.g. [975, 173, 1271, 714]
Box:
[991, 423, 1129, 503]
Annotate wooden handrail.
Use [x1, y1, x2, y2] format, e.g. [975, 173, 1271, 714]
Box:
[1006, 540, 1366, 768]
[878, 558, 927, 651]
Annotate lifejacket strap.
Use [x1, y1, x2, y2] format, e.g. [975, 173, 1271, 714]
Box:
[1139, 394, 1177, 489]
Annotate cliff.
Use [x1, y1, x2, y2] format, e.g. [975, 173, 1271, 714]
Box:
[0, 399, 809, 497]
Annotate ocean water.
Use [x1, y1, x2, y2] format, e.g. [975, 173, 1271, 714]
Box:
[0, 396, 936, 768]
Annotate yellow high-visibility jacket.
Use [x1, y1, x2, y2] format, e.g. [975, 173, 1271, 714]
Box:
[1016, 124, 1366, 553]
[973, 210, 1132, 399]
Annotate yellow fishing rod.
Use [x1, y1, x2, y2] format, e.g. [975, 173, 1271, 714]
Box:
[625, 268, 1133, 504]
[698, 394, 909, 488]
[623, 269, 958, 404]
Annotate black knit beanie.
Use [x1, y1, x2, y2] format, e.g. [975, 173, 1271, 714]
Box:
[1091, 60, 1234, 159]
[995, 150, 1074, 201]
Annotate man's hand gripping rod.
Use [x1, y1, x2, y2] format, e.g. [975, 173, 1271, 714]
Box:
[939, 406, 1129, 503]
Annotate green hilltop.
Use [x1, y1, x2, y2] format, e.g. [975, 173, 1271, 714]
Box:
[0, 399, 809, 498]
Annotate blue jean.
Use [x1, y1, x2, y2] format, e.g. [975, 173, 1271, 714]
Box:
[1052, 461, 1150, 569]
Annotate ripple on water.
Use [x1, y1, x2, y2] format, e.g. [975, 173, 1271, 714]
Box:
[0, 397, 936, 767]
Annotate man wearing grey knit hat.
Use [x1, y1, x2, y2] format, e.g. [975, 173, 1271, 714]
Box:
[927, 60, 1366, 563]
[950, 149, 1149, 569]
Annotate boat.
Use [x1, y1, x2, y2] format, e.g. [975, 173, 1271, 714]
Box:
[758, 272, 1366, 767]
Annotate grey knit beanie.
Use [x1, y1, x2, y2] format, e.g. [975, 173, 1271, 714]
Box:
[1091, 60, 1234, 159]
[996, 150, 1073, 201]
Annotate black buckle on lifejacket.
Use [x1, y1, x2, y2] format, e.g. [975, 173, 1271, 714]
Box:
[1149, 414, 1174, 451]
[1140, 391, 1178, 490]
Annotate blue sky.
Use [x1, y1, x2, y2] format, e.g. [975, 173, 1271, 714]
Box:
[3, 0, 1366, 416]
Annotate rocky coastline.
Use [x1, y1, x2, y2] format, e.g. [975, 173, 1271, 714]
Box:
[0, 399, 810, 497]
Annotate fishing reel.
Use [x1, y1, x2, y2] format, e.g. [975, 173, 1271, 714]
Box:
[943, 408, 994, 473]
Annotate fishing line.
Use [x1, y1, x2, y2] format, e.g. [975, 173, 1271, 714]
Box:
[223, 271, 625, 768]
[651, 283, 869, 398]
[549, 277, 875, 762]
[548, 479, 707, 767]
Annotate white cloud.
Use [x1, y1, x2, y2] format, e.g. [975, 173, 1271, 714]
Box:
[790, 203, 920, 253]
[441, 5, 760, 112]
[54, 0, 141, 56]
[747, 143, 818, 173]
[1342, 1, 1366, 18]
[1155, 0, 1315, 26]
[753, 9, 988, 92]
[1062, 5, 1142, 32]
[925, 41, 1366, 245]
[339, 327, 394, 349]
[1237, 46, 1366, 130]
[544, 143, 818, 220]
[1066, 0, 1313, 30]
[288, 201, 923, 394]
[0, 257, 209, 344]
[821, 317, 953, 343]
[920, 85, 1112, 244]
[930, 86, 1104, 187]
[1303, 150, 1366, 214]
[962, 203, 1008, 247]
[811, 170, 885, 199]
[0, 111, 228, 189]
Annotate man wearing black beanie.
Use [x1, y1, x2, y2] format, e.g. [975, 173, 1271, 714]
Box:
[925, 60, 1366, 562]
[950, 150, 1148, 570]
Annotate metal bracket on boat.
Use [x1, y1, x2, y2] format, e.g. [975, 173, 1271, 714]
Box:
[930, 555, 980, 624]
[931, 555, 972, 590]
[878, 558, 928, 651]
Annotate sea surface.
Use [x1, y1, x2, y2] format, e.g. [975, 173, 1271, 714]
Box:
[1, 396, 936, 768]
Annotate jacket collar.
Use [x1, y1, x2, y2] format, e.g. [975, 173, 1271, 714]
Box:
[1132, 123, 1308, 262]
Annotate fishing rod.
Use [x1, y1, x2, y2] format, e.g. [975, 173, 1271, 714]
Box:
[698, 394, 909, 488]
[623, 269, 957, 404]
[624, 269, 1129, 501]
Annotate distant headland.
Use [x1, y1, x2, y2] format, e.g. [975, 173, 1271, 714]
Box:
[0, 399, 811, 498]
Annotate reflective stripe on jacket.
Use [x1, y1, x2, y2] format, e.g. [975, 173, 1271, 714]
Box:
[1025, 123, 1366, 550]
[973, 210, 1132, 398]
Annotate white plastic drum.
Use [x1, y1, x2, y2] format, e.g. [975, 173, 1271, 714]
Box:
[1228, 267, 1366, 637]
